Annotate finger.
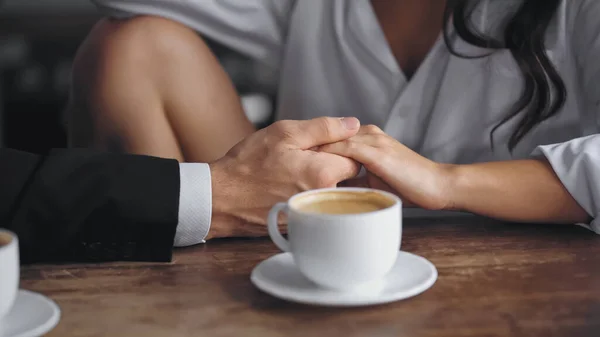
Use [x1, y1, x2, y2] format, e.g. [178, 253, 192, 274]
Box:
[324, 155, 361, 185]
[319, 138, 381, 169]
[357, 124, 385, 135]
[335, 156, 362, 182]
[324, 133, 388, 151]
[277, 117, 360, 149]
[310, 132, 380, 152]
[308, 154, 361, 188]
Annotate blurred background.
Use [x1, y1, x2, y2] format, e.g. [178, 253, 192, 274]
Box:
[0, 0, 278, 154]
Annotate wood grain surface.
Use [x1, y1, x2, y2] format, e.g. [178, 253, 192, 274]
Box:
[20, 216, 600, 337]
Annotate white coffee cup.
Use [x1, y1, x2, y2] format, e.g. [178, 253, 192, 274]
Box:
[267, 187, 402, 291]
[0, 230, 19, 320]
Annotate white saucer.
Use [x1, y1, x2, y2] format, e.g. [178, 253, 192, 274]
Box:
[251, 251, 437, 306]
[0, 290, 61, 337]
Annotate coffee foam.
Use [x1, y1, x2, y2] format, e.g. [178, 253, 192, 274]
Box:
[0, 232, 12, 247]
[291, 191, 395, 215]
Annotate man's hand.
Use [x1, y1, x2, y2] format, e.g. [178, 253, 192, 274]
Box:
[207, 117, 361, 238]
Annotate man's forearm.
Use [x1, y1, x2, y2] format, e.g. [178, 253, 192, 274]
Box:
[448, 159, 592, 224]
[2, 148, 180, 264]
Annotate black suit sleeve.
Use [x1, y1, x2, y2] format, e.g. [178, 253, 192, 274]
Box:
[0, 148, 181, 264]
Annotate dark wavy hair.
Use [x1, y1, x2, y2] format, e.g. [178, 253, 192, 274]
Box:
[442, 0, 565, 150]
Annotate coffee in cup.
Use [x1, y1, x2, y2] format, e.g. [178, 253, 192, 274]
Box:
[0, 230, 19, 320]
[293, 191, 396, 215]
[0, 233, 11, 247]
[267, 188, 402, 291]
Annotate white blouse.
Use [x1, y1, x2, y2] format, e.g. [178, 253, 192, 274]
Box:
[93, 0, 600, 239]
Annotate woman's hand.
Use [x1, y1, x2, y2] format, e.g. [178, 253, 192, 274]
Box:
[320, 125, 455, 210]
[322, 125, 592, 225]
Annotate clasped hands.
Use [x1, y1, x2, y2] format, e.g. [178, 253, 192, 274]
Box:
[207, 117, 456, 239]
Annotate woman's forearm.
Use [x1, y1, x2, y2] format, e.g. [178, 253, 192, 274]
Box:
[319, 126, 595, 224]
[448, 159, 592, 224]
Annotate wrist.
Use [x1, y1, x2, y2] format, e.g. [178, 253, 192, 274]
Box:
[207, 161, 237, 239]
[439, 163, 468, 212]
[208, 161, 228, 215]
[207, 160, 265, 239]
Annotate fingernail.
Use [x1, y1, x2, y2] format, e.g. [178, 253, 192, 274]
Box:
[341, 117, 360, 130]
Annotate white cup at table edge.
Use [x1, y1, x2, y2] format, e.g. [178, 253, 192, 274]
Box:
[0, 229, 19, 320]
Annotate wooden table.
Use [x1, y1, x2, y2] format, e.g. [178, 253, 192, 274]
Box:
[20, 216, 600, 337]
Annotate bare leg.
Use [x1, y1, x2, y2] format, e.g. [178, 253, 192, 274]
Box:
[66, 16, 255, 162]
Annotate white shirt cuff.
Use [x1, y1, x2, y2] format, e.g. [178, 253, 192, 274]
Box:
[174, 163, 212, 247]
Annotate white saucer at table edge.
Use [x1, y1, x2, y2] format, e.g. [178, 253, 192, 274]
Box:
[250, 251, 437, 307]
[0, 290, 60, 337]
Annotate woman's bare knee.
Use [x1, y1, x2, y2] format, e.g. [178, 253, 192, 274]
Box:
[68, 16, 253, 162]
